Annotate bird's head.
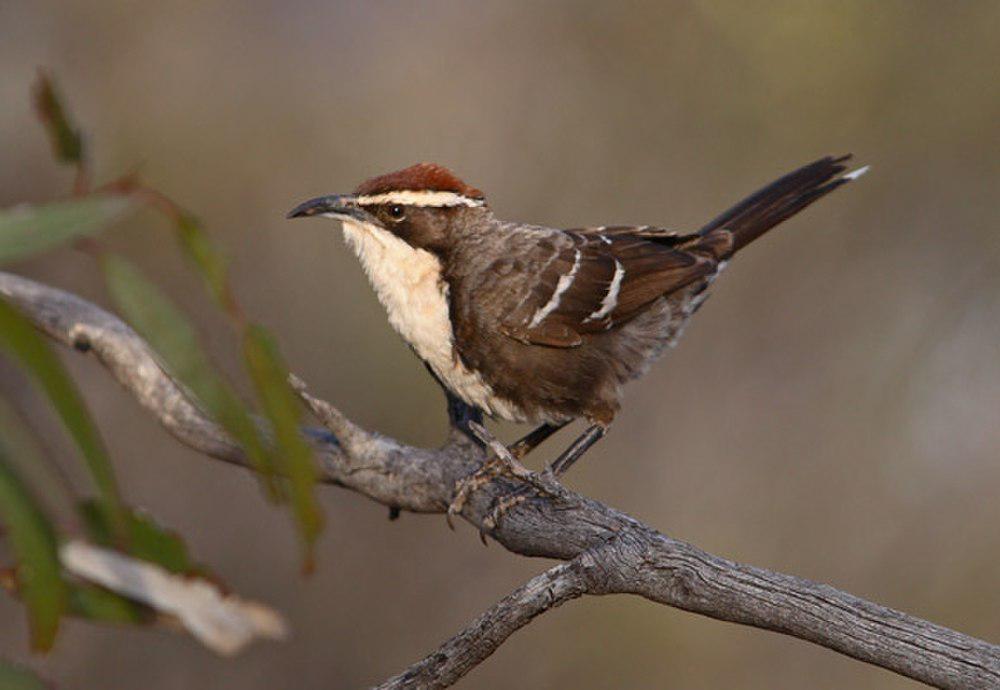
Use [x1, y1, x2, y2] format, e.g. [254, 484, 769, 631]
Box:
[287, 163, 489, 255]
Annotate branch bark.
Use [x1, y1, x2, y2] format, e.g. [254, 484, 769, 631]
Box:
[1, 269, 998, 689]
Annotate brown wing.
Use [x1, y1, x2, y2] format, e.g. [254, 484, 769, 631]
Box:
[501, 229, 729, 348]
[500, 155, 862, 348]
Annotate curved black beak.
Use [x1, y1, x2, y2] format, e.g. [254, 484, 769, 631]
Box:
[286, 194, 367, 221]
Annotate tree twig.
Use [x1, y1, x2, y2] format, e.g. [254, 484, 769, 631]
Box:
[1, 269, 998, 689]
[376, 557, 589, 690]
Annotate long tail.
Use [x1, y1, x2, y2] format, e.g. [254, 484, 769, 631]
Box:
[699, 154, 868, 253]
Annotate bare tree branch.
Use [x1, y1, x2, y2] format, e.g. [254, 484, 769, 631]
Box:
[2, 269, 998, 689]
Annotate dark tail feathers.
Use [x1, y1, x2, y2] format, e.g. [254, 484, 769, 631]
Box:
[700, 154, 866, 253]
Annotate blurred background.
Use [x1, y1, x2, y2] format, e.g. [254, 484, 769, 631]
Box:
[1, 1, 998, 687]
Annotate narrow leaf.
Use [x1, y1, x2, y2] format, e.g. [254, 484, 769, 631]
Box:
[101, 255, 277, 492]
[0, 195, 133, 265]
[244, 325, 322, 570]
[0, 662, 49, 690]
[0, 397, 75, 511]
[32, 72, 83, 165]
[1, 564, 148, 628]
[0, 439, 67, 651]
[60, 541, 288, 656]
[0, 296, 127, 541]
[80, 499, 195, 576]
[67, 583, 150, 625]
[173, 211, 233, 311]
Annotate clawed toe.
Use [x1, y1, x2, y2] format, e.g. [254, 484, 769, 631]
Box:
[446, 421, 561, 531]
[446, 456, 503, 529]
[482, 471, 563, 530]
[483, 493, 528, 531]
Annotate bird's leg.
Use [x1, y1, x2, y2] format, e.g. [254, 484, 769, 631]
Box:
[447, 421, 555, 529]
[484, 424, 609, 531]
[508, 421, 568, 460]
[464, 421, 535, 480]
[546, 424, 607, 477]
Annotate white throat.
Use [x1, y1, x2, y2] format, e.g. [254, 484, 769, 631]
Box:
[339, 219, 524, 421]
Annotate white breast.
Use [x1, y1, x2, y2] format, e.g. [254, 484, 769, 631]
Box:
[340, 220, 526, 422]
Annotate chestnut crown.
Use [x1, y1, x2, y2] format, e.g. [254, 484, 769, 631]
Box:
[354, 162, 484, 201]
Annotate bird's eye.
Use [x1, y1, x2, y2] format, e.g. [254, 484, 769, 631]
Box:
[387, 205, 405, 220]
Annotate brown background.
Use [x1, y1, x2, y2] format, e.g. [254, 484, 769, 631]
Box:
[1, 1, 998, 688]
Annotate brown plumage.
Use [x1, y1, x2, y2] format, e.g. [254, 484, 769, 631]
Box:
[289, 154, 866, 474]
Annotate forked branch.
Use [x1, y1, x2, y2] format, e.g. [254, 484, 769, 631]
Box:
[1, 269, 998, 690]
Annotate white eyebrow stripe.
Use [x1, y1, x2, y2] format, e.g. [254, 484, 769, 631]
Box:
[584, 259, 625, 322]
[354, 190, 484, 207]
[529, 249, 581, 328]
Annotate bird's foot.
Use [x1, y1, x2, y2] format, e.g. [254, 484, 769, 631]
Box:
[482, 467, 566, 531]
[446, 455, 505, 530]
[446, 421, 555, 531]
[483, 492, 529, 532]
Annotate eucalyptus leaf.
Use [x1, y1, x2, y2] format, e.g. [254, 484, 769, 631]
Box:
[32, 73, 83, 165]
[0, 195, 133, 265]
[174, 211, 233, 311]
[101, 255, 277, 493]
[80, 499, 196, 576]
[0, 439, 67, 651]
[68, 582, 150, 626]
[60, 540, 288, 655]
[244, 325, 322, 570]
[0, 296, 127, 541]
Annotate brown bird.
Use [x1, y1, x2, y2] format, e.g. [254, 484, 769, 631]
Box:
[289, 155, 866, 494]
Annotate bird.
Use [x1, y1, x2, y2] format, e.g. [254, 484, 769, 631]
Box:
[288, 155, 867, 495]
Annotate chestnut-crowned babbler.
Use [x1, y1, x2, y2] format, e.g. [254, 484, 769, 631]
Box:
[289, 155, 867, 489]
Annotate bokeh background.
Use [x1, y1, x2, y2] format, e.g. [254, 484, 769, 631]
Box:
[2, 1, 999, 688]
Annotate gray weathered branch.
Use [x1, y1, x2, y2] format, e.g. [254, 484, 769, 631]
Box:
[2, 269, 998, 689]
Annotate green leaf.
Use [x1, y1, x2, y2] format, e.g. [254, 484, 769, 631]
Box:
[0, 195, 133, 265]
[0, 397, 74, 511]
[101, 255, 277, 493]
[0, 296, 127, 542]
[243, 325, 322, 570]
[79, 499, 195, 576]
[0, 439, 67, 651]
[67, 582, 150, 625]
[173, 211, 233, 311]
[32, 72, 83, 165]
[0, 662, 50, 690]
